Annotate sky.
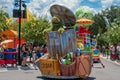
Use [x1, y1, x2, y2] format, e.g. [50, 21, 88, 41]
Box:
[0, 0, 120, 19]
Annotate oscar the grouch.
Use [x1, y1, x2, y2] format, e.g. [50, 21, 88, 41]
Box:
[52, 16, 64, 33]
[43, 16, 65, 34]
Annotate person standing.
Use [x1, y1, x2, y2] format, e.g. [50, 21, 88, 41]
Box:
[0, 45, 4, 59]
[102, 46, 106, 57]
[116, 43, 120, 63]
[106, 46, 109, 59]
[21, 43, 28, 66]
[110, 45, 116, 61]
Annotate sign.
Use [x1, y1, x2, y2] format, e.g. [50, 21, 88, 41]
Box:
[39, 58, 60, 76]
[13, 9, 26, 18]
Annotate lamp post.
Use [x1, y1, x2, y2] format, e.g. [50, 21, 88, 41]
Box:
[18, 0, 22, 65]
[13, 0, 28, 65]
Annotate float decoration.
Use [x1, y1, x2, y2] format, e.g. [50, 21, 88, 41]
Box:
[38, 4, 92, 79]
[50, 4, 76, 27]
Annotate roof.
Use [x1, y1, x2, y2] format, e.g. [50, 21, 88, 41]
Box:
[2, 30, 18, 37]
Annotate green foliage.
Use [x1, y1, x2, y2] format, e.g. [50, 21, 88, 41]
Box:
[89, 13, 107, 37]
[102, 5, 120, 24]
[97, 22, 120, 46]
[105, 23, 120, 44]
[89, 5, 120, 47]
[97, 33, 109, 47]
[21, 17, 52, 43]
[0, 9, 9, 32]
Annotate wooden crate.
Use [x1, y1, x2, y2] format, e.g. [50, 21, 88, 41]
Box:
[39, 58, 60, 76]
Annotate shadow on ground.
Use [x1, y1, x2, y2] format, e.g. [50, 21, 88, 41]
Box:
[86, 77, 96, 80]
[37, 76, 96, 80]
[92, 66, 103, 69]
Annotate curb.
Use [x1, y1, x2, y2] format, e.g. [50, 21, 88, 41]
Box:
[0, 68, 8, 72]
[100, 56, 120, 66]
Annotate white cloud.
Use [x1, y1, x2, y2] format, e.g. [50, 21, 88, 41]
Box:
[0, 0, 14, 16]
[0, 0, 120, 19]
[27, 0, 81, 19]
[101, 0, 113, 9]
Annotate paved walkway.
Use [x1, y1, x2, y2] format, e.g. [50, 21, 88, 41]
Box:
[0, 64, 42, 80]
[0, 56, 119, 80]
[100, 55, 120, 65]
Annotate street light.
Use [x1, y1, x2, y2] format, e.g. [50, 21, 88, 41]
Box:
[13, 0, 28, 65]
[18, 0, 22, 65]
[14, 0, 26, 65]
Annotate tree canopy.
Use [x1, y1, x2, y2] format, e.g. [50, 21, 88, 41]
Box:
[0, 9, 9, 32]
[91, 5, 120, 46]
[21, 17, 52, 43]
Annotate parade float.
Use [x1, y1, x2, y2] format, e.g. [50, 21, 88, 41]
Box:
[38, 4, 94, 79]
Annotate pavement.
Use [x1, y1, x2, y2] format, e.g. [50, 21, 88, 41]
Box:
[100, 55, 120, 65]
[0, 56, 119, 80]
[0, 64, 43, 80]
[89, 56, 120, 80]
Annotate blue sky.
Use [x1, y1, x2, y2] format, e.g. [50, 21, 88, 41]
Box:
[0, 0, 120, 18]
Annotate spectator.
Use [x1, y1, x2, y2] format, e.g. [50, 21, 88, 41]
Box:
[110, 45, 116, 61]
[42, 44, 48, 54]
[102, 46, 106, 57]
[0, 44, 4, 59]
[29, 43, 33, 63]
[106, 46, 109, 59]
[21, 43, 28, 66]
[116, 43, 120, 63]
[36, 45, 44, 58]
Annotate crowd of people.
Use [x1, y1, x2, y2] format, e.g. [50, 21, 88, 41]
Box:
[0, 41, 47, 68]
[20, 42, 47, 67]
[1, 41, 120, 68]
[100, 43, 120, 63]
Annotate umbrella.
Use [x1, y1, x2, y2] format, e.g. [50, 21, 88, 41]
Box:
[50, 4, 76, 27]
[0, 39, 13, 45]
[76, 18, 94, 24]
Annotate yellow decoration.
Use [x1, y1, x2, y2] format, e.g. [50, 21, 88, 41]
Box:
[77, 42, 84, 49]
[6, 17, 13, 24]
